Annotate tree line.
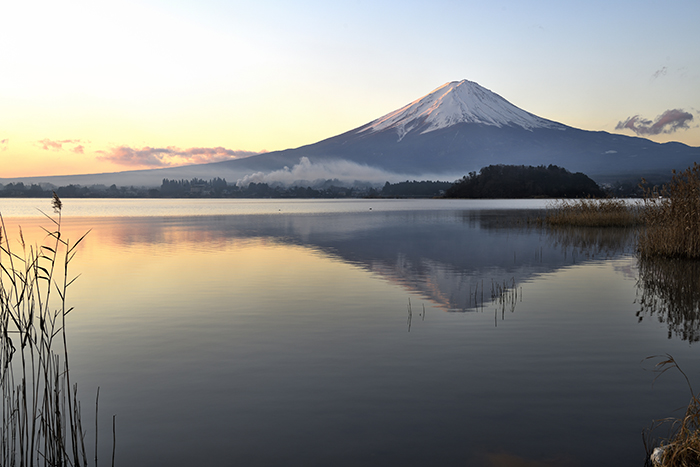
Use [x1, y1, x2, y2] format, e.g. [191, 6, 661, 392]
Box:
[0, 165, 627, 199]
[0, 178, 451, 198]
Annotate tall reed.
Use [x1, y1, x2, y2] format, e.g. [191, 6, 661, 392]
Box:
[0, 194, 96, 466]
[639, 163, 700, 259]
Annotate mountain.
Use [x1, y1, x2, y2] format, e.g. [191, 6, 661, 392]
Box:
[4, 80, 699, 187]
[204, 79, 700, 184]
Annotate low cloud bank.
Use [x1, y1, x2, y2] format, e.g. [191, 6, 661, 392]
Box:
[616, 109, 693, 136]
[97, 146, 264, 167]
[236, 157, 397, 187]
[236, 157, 432, 187]
[236, 157, 459, 188]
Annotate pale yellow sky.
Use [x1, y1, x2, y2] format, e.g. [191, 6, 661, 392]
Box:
[1, 0, 698, 177]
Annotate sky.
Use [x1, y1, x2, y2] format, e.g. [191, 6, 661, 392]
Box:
[1, 0, 698, 178]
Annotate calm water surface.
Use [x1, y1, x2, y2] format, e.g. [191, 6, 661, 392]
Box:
[1, 198, 696, 466]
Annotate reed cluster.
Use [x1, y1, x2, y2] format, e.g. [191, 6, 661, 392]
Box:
[543, 163, 700, 258]
[544, 198, 641, 227]
[0, 194, 100, 466]
[639, 163, 700, 259]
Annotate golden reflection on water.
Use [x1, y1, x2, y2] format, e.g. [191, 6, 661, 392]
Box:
[75, 239, 368, 315]
[0, 217, 386, 319]
[0, 216, 420, 335]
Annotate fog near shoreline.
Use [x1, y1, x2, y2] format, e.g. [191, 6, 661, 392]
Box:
[0, 157, 464, 189]
[234, 157, 462, 187]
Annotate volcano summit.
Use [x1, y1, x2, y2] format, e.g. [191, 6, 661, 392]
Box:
[360, 80, 565, 139]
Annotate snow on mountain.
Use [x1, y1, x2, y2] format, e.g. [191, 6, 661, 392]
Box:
[360, 80, 565, 141]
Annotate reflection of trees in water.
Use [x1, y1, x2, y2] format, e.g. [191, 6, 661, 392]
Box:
[545, 226, 637, 259]
[636, 257, 700, 342]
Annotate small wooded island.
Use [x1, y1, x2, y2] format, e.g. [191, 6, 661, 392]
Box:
[445, 164, 604, 199]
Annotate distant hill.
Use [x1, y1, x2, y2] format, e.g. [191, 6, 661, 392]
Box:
[3, 79, 698, 188]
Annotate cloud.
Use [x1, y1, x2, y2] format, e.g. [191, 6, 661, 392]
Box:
[0, 139, 7, 151]
[38, 138, 83, 151]
[237, 157, 411, 187]
[615, 109, 694, 136]
[72, 145, 84, 154]
[96, 146, 264, 167]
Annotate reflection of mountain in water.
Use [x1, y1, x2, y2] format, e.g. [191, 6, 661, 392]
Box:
[103, 209, 637, 311]
[636, 258, 700, 342]
[296, 210, 637, 311]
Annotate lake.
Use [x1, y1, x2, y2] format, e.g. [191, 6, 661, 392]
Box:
[1, 198, 697, 466]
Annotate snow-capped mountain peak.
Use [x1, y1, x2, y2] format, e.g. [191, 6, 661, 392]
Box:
[359, 80, 564, 141]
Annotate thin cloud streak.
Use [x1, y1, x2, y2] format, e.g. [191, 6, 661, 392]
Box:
[38, 138, 83, 151]
[615, 109, 693, 136]
[97, 146, 265, 167]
